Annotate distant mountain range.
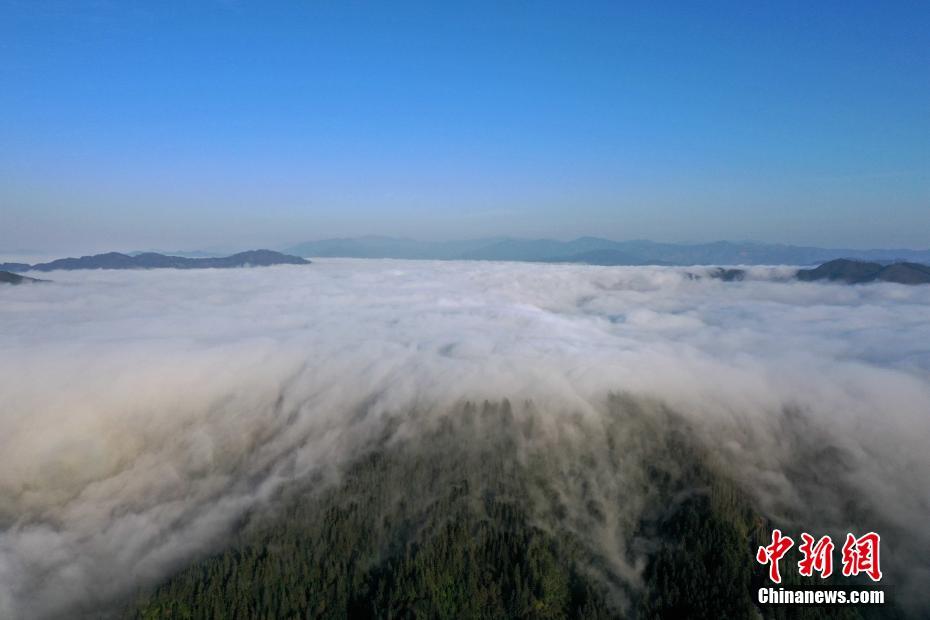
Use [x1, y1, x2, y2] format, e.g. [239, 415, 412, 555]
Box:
[284, 236, 506, 260]
[283, 236, 930, 266]
[3, 251, 928, 286]
[1, 250, 309, 272]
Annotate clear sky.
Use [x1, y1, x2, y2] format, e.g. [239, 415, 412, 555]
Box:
[2, 0, 928, 254]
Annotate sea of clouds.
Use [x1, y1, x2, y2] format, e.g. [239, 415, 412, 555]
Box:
[1, 259, 929, 618]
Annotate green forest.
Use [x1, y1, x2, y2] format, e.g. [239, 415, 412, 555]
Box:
[122, 399, 901, 620]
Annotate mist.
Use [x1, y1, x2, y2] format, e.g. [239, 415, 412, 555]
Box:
[1, 260, 929, 618]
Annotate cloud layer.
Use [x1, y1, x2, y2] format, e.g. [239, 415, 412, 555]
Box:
[1, 260, 929, 617]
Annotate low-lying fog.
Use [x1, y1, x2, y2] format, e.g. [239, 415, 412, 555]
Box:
[2, 259, 929, 618]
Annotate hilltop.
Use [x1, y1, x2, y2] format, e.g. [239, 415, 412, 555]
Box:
[796, 259, 930, 284]
[0, 271, 45, 284]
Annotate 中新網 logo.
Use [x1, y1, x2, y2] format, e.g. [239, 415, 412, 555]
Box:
[756, 530, 882, 583]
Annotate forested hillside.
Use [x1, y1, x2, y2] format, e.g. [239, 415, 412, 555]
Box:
[122, 400, 899, 620]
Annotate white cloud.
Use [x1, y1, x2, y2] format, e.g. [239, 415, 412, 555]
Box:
[1, 260, 929, 617]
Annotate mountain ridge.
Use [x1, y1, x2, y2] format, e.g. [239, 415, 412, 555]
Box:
[4, 250, 310, 272]
[0, 271, 46, 284]
[795, 258, 930, 284]
[282, 236, 930, 265]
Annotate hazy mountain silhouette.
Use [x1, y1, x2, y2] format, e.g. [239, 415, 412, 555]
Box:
[0, 262, 32, 272]
[11, 250, 310, 272]
[284, 236, 930, 265]
[544, 248, 667, 266]
[0, 271, 45, 284]
[285, 236, 507, 260]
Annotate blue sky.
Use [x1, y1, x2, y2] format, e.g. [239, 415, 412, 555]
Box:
[1, 0, 928, 254]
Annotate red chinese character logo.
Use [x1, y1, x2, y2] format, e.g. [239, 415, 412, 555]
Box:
[841, 532, 882, 582]
[757, 529, 794, 583]
[798, 533, 834, 578]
